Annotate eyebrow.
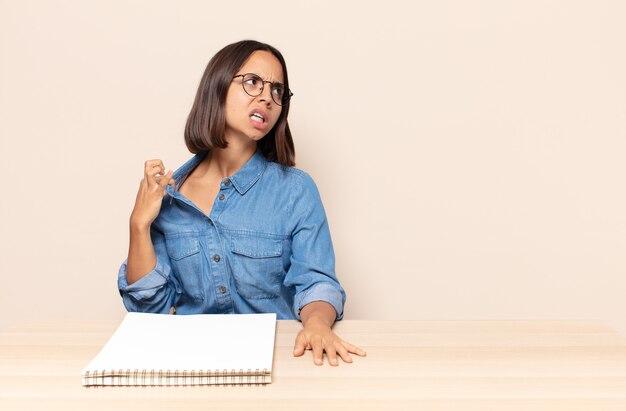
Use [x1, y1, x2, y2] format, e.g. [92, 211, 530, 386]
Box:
[243, 72, 285, 86]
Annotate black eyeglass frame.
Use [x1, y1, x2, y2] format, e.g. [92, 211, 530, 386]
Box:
[232, 73, 294, 106]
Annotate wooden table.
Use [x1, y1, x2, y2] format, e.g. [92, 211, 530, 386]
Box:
[1, 319, 625, 410]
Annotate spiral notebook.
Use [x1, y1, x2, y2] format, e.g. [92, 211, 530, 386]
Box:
[82, 312, 277, 386]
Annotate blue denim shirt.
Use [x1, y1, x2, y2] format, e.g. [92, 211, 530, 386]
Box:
[118, 148, 345, 320]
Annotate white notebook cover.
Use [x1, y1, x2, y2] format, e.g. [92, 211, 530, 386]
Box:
[82, 312, 276, 377]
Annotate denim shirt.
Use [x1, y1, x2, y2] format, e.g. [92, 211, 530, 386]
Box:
[117, 148, 345, 320]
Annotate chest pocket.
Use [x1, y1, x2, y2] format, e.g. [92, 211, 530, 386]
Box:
[228, 235, 284, 300]
[165, 237, 205, 301]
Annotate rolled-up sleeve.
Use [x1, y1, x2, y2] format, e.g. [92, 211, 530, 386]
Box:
[117, 230, 181, 313]
[283, 172, 346, 321]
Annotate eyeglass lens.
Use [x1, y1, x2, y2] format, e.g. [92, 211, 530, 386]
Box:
[241, 73, 287, 105]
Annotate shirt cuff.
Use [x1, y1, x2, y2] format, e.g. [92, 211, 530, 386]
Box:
[117, 257, 171, 301]
[296, 282, 345, 321]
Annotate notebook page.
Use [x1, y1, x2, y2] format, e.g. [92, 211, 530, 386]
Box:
[82, 313, 276, 373]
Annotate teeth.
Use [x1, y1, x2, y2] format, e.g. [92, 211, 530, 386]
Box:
[251, 112, 264, 122]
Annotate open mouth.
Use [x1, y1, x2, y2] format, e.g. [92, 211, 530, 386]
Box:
[250, 112, 265, 123]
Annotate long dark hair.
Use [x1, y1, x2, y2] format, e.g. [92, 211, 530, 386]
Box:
[184, 40, 295, 166]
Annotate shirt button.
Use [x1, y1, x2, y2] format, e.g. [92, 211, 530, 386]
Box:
[219, 194, 225, 200]
[213, 254, 221, 263]
[224, 179, 231, 186]
[219, 286, 227, 294]
[209, 219, 214, 225]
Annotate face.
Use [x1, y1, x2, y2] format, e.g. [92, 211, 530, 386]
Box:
[224, 50, 285, 145]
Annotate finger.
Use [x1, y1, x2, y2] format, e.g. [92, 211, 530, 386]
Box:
[293, 332, 307, 357]
[151, 172, 166, 190]
[147, 166, 165, 178]
[144, 159, 165, 168]
[311, 338, 324, 366]
[154, 173, 176, 186]
[145, 169, 166, 189]
[144, 160, 165, 176]
[326, 343, 339, 366]
[157, 170, 173, 191]
[344, 341, 367, 357]
[335, 340, 353, 363]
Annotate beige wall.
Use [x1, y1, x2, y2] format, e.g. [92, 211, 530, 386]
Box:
[1, 0, 624, 334]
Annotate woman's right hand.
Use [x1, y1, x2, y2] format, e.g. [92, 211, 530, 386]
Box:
[130, 159, 176, 230]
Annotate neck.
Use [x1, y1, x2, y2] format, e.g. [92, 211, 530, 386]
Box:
[205, 140, 257, 179]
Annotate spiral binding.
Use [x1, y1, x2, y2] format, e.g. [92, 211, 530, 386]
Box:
[82, 368, 270, 387]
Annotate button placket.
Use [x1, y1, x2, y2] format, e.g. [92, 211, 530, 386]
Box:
[218, 179, 231, 202]
[208, 183, 232, 307]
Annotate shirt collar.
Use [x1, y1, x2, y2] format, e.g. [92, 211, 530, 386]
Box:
[168, 147, 268, 197]
[229, 147, 268, 195]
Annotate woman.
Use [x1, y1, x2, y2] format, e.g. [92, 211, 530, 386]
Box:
[118, 40, 365, 366]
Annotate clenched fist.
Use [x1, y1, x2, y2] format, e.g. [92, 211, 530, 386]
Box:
[130, 159, 176, 230]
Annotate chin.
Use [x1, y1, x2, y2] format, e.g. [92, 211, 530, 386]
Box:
[249, 130, 271, 141]
[248, 134, 264, 142]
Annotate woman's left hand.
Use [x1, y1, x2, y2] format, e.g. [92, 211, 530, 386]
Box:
[293, 317, 367, 366]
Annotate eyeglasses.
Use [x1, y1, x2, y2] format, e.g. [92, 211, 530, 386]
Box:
[231, 73, 293, 106]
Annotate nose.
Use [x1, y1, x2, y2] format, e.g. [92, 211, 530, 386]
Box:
[257, 82, 274, 106]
